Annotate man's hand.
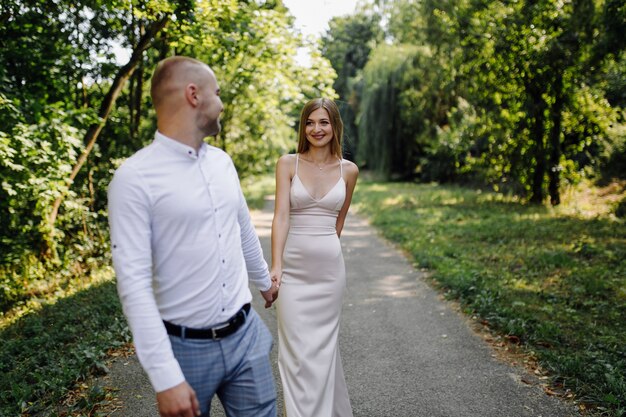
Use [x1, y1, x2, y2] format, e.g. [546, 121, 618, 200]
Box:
[156, 381, 201, 417]
[260, 282, 279, 308]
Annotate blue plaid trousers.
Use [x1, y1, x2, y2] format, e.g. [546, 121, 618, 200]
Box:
[169, 308, 277, 417]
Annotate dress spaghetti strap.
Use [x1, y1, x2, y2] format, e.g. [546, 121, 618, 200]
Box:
[295, 153, 300, 176]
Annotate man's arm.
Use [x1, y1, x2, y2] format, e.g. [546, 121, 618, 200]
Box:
[107, 164, 185, 391]
[234, 170, 277, 306]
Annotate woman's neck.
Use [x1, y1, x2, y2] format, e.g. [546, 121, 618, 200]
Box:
[303, 148, 334, 164]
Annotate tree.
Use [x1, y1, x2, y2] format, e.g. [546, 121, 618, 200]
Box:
[459, 0, 623, 204]
[321, 9, 383, 160]
[0, 0, 336, 310]
[48, 14, 170, 232]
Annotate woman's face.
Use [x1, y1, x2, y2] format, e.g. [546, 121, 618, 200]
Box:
[304, 107, 334, 149]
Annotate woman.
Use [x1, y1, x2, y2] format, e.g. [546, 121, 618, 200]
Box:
[271, 98, 359, 417]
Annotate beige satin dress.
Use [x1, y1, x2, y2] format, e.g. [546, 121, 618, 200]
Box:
[277, 154, 353, 417]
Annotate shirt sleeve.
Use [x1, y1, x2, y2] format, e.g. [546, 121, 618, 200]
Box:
[236, 176, 272, 292]
[107, 164, 185, 392]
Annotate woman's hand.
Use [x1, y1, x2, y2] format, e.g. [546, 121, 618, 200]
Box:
[270, 267, 282, 289]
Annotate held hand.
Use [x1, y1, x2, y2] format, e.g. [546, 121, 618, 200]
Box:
[156, 381, 201, 417]
[270, 268, 282, 288]
[260, 282, 279, 308]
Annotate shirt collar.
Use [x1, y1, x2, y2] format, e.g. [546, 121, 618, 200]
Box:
[154, 131, 207, 159]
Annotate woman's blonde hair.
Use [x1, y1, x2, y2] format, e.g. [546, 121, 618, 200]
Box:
[297, 98, 343, 158]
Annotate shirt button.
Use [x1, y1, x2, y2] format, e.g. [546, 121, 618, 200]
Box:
[222, 308, 225, 312]
[218, 234, 221, 238]
[214, 209, 218, 212]
[222, 283, 226, 287]
[222, 259, 225, 263]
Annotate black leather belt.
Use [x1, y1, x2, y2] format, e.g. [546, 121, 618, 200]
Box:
[163, 303, 250, 340]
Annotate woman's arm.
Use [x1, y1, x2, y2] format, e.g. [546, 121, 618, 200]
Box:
[270, 154, 294, 286]
[336, 160, 359, 238]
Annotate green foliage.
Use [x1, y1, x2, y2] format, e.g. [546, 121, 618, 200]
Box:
[327, 0, 626, 204]
[322, 9, 383, 100]
[357, 44, 414, 175]
[386, 0, 425, 44]
[0, 95, 109, 310]
[355, 1, 465, 180]
[0, 0, 336, 312]
[359, 43, 452, 179]
[353, 180, 626, 415]
[0, 280, 130, 416]
[452, 0, 619, 202]
[241, 173, 277, 211]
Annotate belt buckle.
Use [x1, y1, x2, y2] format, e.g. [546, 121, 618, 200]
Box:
[211, 322, 230, 340]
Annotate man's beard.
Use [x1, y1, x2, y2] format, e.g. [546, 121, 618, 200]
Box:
[202, 118, 221, 137]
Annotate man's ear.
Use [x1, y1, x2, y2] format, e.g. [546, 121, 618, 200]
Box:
[185, 83, 199, 106]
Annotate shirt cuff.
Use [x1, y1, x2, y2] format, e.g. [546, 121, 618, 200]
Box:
[257, 277, 272, 292]
[148, 358, 186, 393]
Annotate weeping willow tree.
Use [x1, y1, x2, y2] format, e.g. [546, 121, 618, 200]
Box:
[357, 44, 436, 179]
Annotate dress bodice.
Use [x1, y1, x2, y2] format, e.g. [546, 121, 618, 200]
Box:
[289, 154, 346, 234]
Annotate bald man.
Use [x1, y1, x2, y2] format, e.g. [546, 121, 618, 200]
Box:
[108, 56, 278, 417]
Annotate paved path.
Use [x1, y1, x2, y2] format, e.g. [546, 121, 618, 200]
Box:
[97, 199, 579, 417]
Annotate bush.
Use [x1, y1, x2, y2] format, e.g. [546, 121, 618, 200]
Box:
[0, 280, 130, 416]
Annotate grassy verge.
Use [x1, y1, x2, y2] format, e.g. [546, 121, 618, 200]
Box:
[241, 173, 276, 210]
[351, 181, 625, 416]
[0, 272, 130, 416]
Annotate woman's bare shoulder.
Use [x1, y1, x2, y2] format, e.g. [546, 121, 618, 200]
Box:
[278, 153, 297, 163]
[277, 154, 297, 176]
[342, 159, 359, 177]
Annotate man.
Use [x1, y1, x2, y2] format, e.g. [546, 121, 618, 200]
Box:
[108, 56, 278, 417]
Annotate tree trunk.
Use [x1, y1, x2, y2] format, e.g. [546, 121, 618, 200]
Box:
[47, 16, 169, 232]
[132, 58, 144, 139]
[129, 73, 136, 141]
[548, 72, 565, 206]
[130, 23, 146, 141]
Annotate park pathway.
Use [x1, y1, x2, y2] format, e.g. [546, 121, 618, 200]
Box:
[98, 198, 579, 417]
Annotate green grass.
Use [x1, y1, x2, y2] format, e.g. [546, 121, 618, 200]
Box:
[352, 181, 626, 416]
[0, 276, 130, 416]
[241, 173, 276, 210]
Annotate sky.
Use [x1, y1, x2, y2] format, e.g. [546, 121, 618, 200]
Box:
[281, 0, 360, 65]
[282, 0, 360, 37]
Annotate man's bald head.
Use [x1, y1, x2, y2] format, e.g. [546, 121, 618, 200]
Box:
[150, 56, 213, 110]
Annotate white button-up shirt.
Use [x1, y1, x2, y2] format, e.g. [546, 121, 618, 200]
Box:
[108, 131, 271, 392]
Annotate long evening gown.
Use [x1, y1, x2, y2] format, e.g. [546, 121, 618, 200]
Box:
[276, 154, 353, 417]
